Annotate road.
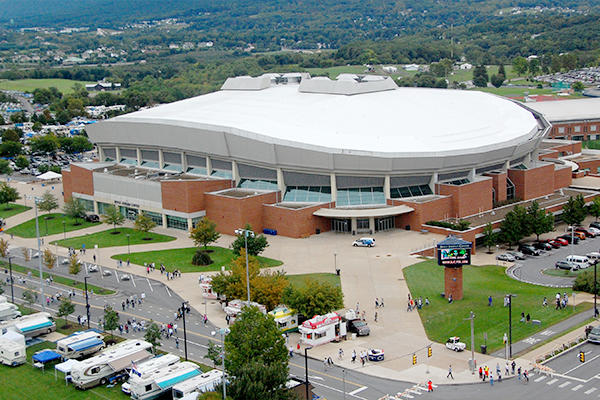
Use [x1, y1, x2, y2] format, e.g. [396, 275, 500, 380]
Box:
[4, 248, 600, 400]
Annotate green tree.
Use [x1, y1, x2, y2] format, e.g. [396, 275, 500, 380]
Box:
[231, 224, 268, 256]
[57, 298, 75, 328]
[30, 134, 59, 154]
[63, 198, 86, 225]
[134, 212, 156, 238]
[69, 253, 81, 275]
[472, 65, 489, 87]
[144, 320, 162, 353]
[482, 222, 497, 253]
[102, 205, 125, 232]
[2, 129, 21, 142]
[0, 115, 4, 125]
[0, 159, 12, 175]
[0, 182, 20, 208]
[500, 205, 529, 248]
[512, 56, 529, 75]
[103, 306, 120, 340]
[282, 278, 344, 317]
[23, 289, 37, 306]
[528, 58, 540, 76]
[38, 190, 58, 214]
[589, 197, 600, 221]
[32, 121, 43, 132]
[490, 74, 504, 88]
[527, 201, 554, 241]
[498, 64, 506, 78]
[15, 155, 29, 169]
[0, 141, 23, 157]
[225, 306, 290, 400]
[190, 218, 220, 251]
[55, 110, 71, 125]
[562, 195, 587, 227]
[572, 81, 585, 92]
[42, 248, 56, 269]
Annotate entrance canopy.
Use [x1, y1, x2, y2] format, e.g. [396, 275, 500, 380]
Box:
[313, 205, 413, 219]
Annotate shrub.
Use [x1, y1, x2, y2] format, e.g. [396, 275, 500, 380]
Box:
[424, 220, 471, 231]
[572, 270, 600, 294]
[192, 250, 213, 266]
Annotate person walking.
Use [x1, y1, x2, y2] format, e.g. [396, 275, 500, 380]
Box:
[511, 360, 516, 375]
[323, 357, 328, 371]
[338, 348, 344, 360]
[175, 337, 179, 349]
[490, 373, 494, 386]
[479, 366, 483, 380]
[523, 369, 529, 383]
[374, 312, 378, 322]
[488, 295, 492, 306]
[427, 380, 433, 392]
[447, 365, 454, 379]
[351, 350, 356, 363]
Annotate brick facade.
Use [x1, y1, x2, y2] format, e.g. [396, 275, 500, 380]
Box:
[549, 121, 600, 141]
[392, 196, 453, 232]
[161, 179, 233, 213]
[444, 267, 463, 300]
[485, 172, 507, 204]
[205, 191, 279, 235]
[553, 167, 573, 190]
[62, 164, 94, 201]
[263, 203, 333, 238]
[508, 164, 555, 201]
[436, 178, 493, 218]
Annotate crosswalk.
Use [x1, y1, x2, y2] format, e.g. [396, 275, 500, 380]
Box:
[532, 373, 600, 396]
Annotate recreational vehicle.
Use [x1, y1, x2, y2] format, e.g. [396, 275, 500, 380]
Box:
[129, 361, 201, 400]
[0, 302, 21, 321]
[121, 353, 181, 395]
[268, 305, 298, 333]
[56, 330, 105, 359]
[70, 339, 153, 389]
[172, 369, 223, 399]
[0, 312, 55, 338]
[0, 332, 26, 366]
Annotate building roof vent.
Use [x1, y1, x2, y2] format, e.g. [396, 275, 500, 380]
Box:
[298, 75, 397, 96]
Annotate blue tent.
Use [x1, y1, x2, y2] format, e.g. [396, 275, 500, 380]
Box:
[33, 350, 61, 363]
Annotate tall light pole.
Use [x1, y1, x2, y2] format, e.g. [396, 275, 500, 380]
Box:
[595, 262, 598, 318]
[305, 346, 312, 400]
[211, 327, 230, 400]
[464, 311, 475, 374]
[181, 302, 188, 361]
[507, 294, 517, 358]
[234, 228, 254, 303]
[126, 234, 130, 256]
[62, 220, 66, 239]
[84, 277, 90, 329]
[34, 197, 45, 311]
[8, 256, 14, 303]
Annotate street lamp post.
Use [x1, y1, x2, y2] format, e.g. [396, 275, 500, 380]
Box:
[127, 234, 131, 256]
[211, 328, 230, 400]
[507, 294, 517, 358]
[305, 346, 312, 400]
[464, 311, 476, 374]
[8, 256, 14, 303]
[334, 252, 337, 273]
[234, 228, 254, 303]
[84, 277, 90, 329]
[181, 302, 188, 361]
[62, 220, 66, 239]
[34, 197, 44, 311]
[595, 262, 598, 318]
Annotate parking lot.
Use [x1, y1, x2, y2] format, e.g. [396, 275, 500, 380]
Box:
[507, 228, 600, 287]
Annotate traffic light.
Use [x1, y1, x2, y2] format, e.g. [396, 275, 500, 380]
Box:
[428, 347, 432, 358]
[412, 354, 417, 365]
[580, 351, 585, 363]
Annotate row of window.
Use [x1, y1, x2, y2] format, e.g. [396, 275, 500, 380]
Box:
[557, 125, 598, 134]
[95, 201, 195, 231]
[336, 187, 386, 206]
[390, 185, 433, 198]
[238, 178, 278, 191]
[284, 186, 332, 202]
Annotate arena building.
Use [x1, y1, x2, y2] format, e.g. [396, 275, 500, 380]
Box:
[528, 97, 600, 142]
[63, 73, 577, 238]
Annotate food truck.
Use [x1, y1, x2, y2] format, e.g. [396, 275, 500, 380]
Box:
[268, 306, 298, 333]
[299, 312, 346, 346]
[223, 300, 267, 324]
[198, 276, 218, 300]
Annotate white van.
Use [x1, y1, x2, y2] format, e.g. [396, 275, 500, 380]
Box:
[0, 303, 21, 321]
[566, 255, 590, 270]
[586, 252, 600, 265]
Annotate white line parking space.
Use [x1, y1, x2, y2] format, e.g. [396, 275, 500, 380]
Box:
[146, 278, 153, 292]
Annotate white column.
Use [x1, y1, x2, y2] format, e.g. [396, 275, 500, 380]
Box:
[429, 172, 438, 194]
[136, 148, 142, 166]
[115, 147, 121, 163]
[161, 213, 167, 229]
[93, 200, 99, 214]
[277, 168, 285, 195]
[231, 161, 240, 185]
[369, 217, 375, 233]
[330, 173, 337, 203]
[525, 152, 533, 168]
[384, 175, 391, 199]
[187, 218, 193, 232]
[468, 168, 476, 181]
[158, 149, 164, 169]
[504, 160, 510, 171]
[97, 145, 105, 161]
[181, 152, 188, 172]
[206, 156, 212, 176]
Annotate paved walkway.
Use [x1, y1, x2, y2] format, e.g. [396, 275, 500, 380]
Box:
[2, 178, 598, 385]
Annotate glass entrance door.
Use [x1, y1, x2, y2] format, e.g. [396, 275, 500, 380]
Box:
[375, 216, 395, 232]
[331, 219, 351, 233]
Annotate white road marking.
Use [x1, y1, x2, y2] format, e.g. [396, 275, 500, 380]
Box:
[131, 276, 136, 288]
[559, 381, 572, 388]
[540, 330, 555, 336]
[349, 387, 368, 396]
[115, 272, 120, 283]
[165, 286, 171, 297]
[535, 376, 547, 382]
[547, 378, 558, 385]
[399, 394, 414, 399]
[564, 354, 600, 375]
[585, 388, 597, 394]
[146, 278, 153, 292]
[308, 376, 324, 381]
[407, 389, 422, 395]
[572, 384, 584, 391]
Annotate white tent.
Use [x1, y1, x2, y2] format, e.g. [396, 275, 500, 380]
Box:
[37, 171, 62, 180]
[55, 358, 81, 385]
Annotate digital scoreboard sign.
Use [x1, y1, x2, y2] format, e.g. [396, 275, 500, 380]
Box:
[436, 237, 472, 267]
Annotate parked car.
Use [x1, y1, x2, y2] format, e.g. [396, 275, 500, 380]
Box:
[545, 239, 561, 248]
[590, 222, 600, 230]
[87, 265, 98, 273]
[496, 253, 516, 262]
[533, 242, 552, 251]
[576, 228, 596, 238]
[588, 326, 600, 344]
[518, 244, 541, 256]
[589, 227, 600, 236]
[566, 255, 590, 270]
[120, 274, 131, 281]
[559, 235, 579, 244]
[102, 270, 112, 277]
[586, 252, 600, 265]
[555, 260, 575, 270]
[85, 214, 100, 223]
[352, 238, 375, 247]
[446, 337, 466, 352]
[573, 231, 587, 240]
[507, 251, 526, 260]
[554, 237, 569, 246]
[347, 319, 370, 336]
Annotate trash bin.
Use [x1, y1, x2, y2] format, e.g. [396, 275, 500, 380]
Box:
[336, 268, 340, 276]
[316, 228, 321, 234]
[480, 345, 487, 354]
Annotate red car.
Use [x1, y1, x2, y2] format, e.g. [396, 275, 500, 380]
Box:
[545, 239, 561, 248]
[554, 237, 568, 246]
[575, 228, 595, 238]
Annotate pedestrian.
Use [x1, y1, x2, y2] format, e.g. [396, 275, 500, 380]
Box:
[488, 295, 492, 306]
[526, 313, 530, 323]
[517, 366, 521, 380]
[479, 366, 483, 379]
[122, 301, 126, 311]
[93, 254, 96, 263]
[327, 356, 333, 367]
[427, 380, 433, 392]
[511, 360, 516, 375]
[498, 372, 502, 382]
[424, 297, 429, 306]
[523, 369, 529, 382]
[127, 259, 130, 267]
[203, 314, 208, 325]
[505, 362, 509, 376]
[447, 365, 454, 379]
[490, 373, 494, 386]
[77, 315, 81, 325]
[375, 298, 379, 308]
[174, 323, 178, 334]
[380, 298, 384, 307]
[351, 350, 356, 363]
[323, 357, 328, 371]
[338, 348, 344, 360]
[496, 363, 500, 377]
[374, 312, 378, 322]
[542, 297, 547, 307]
[175, 337, 179, 349]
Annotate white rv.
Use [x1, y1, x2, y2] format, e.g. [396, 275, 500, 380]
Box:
[56, 330, 105, 359]
[129, 361, 201, 400]
[172, 369, 223, 399]
[0, 331, 26, 366]
[121, 353, 181, 395]
[0, 312, 55, 338]
[70, 339, 153, 389]
[0, 302, 21, 321]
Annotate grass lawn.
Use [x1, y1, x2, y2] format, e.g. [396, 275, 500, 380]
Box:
[305, 65, 368, 78]
[404, 260, 591, 353]
[542, 268, 585, 278]
[0, 78, 95, 94]
[287, 273, 341, 290]
[0, 203, 31, 219]
[51, 227, 176, 249]
[112, 246, 283, 273]
[4, 261, 115, 295]
[6, 213, 101, 238]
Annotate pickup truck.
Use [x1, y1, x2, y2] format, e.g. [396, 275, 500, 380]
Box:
[347, 319, 370, 336]
[446, 336, 466, 352]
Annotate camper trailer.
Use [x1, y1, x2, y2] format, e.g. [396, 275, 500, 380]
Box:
[268, 305, 298, 333]
[0, 312, 55, 338]
[56, 331, 105, 359]
[223, 299, 267, 324]
[0, 302, 21, 321]
[70, 339, 153, 389]
[121, 353, 181, 395]
[0, 331, 26, 366]
[172, 369, 223, 399]
[299, 312, 346, 346]
[129, 361, 201, 400]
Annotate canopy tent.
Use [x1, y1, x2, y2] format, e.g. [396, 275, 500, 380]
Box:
[33, 350, 61, 364]
[37, 171, 62, 180]
[55, 359, 82, 385]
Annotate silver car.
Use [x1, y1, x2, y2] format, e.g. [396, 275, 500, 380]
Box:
[589, 326, 600, 344]
[507, 251, 526, 260]
[496, 253, 516, 262]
